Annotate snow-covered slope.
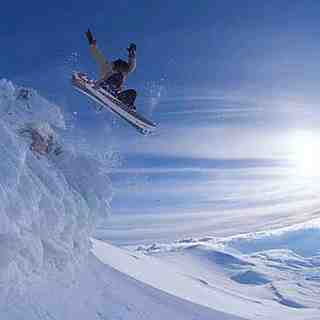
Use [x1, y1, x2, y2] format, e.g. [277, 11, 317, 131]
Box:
[133, 220, 320, 319]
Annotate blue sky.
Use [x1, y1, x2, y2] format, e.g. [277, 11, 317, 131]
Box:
[3, 1, 320, 92]
[2, 1, 320, 240]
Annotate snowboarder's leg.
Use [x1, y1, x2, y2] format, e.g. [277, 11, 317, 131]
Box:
[89, 46, 111, 79]
[117, 89, 137, 109]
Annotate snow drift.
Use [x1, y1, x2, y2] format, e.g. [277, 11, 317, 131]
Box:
[0, 79, 112, 294]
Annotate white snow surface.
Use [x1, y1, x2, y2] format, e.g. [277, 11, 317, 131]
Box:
[0, 79, 319, 319]
[132, 220, 320, 319]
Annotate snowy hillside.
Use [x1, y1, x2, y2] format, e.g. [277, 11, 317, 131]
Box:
[0, 79, 319, 319]
[132, 219, 320, 319]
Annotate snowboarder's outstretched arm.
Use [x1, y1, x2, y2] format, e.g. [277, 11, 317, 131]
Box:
[85, 29, 111, 79]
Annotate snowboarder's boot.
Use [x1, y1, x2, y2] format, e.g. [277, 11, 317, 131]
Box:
[117, 89, 137, 110]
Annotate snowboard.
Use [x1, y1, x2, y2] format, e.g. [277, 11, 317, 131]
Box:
[71, 72, 157, 135]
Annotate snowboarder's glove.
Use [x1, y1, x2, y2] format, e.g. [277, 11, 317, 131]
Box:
[85, 29, 96, 46]
[127, 43, 136, 57]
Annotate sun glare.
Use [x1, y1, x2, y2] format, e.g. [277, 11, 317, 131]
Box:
[289, 131, 320, 177]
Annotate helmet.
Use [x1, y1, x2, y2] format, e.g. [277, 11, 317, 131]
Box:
[112, 59, 129, 73]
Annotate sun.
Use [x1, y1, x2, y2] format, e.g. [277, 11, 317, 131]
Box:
[289, 131, 320, 177]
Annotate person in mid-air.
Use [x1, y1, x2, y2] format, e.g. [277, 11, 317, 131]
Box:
[85, 29, 137, 109]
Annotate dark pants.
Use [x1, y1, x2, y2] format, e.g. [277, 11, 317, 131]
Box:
[103, 73, 124, 91]
[101, 73, 137, 107]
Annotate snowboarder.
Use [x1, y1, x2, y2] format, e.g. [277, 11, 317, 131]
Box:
[85, 29, 137, 110]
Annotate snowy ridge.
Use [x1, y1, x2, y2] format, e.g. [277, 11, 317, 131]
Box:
[134, 219, 320, 315]
[135, 217, 320, 255]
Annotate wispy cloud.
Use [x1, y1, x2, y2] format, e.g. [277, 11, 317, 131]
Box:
[117, 125, 291, 160]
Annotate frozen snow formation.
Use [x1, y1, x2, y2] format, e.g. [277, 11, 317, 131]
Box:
[0, 79, 112, 300]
